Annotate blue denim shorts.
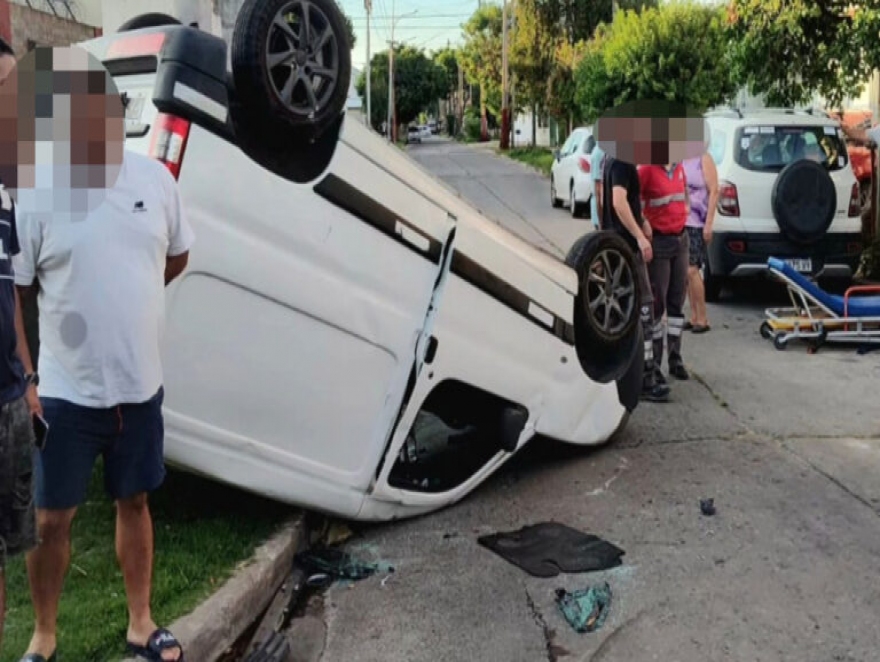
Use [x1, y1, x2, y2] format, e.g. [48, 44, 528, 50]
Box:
[35, 387, 166, 510]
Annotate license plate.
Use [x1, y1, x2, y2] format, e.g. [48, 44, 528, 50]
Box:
[785, 258, 812, 272]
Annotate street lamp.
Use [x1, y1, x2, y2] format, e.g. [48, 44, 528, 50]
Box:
[387, 4, 418, 142]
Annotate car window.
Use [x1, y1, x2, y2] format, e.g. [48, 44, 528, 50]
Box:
[563, 132, 581, 156]
[707, 127, 726, 164]
[582, 135, 596, 154]
[735, 125, 848, 172]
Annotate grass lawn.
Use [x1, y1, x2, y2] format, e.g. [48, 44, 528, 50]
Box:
[0, 461, 293, 662]
[504, 147, 555, 176]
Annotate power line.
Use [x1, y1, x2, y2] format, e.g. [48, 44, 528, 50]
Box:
[350, 13, 475, 21]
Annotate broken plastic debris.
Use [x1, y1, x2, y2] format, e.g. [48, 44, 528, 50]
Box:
[555, 582, 613, 633]
[306, 573, 333, 589]
[700, 498, 716, 516]
[295, 548, 394, 583]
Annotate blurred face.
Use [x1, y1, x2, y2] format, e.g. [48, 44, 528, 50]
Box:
[595, 100, 707, 166]
[0, 45, 124, 222]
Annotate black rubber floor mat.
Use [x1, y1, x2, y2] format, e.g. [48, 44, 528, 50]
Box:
[477, 522, 625, 578]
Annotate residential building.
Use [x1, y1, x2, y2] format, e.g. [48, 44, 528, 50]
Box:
[0, 0, 101, 54]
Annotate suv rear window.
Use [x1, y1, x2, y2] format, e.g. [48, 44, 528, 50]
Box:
[734, 125, 849, 172]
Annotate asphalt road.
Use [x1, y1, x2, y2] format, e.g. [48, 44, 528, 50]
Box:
[305, 138, 880, 662]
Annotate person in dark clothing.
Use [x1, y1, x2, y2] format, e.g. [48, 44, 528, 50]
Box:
[0, 36, 41, 652]
[600, 154, 670, 402]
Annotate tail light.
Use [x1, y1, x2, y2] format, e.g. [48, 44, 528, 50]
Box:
[578, 157, 591, 173]
[727, 240, 746, 253]
[718, 180, 740, 216]
[149, 114, 191, 180]
[107, 32, 166, 59]
[848, 182, 861, 216]
[847, 241, 862, 254]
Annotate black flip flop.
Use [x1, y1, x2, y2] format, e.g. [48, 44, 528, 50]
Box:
[692, 325, 711, 334]
[126, 628, 184, 662]
[19, 653, 56, 662]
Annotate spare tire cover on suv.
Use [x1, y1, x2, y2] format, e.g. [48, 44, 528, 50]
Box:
[771, 159, 837, 245]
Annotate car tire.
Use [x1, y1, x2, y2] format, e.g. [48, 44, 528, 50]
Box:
[231, 0, 351, 141]
[771, 159, 836, 245]
[551, 176, 562, 208]
[570, 184, 585, 218]
[565, 231, 642, 384]
[117, 13, 181, 31]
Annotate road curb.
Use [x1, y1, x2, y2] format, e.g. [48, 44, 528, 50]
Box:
[121, 512, 305, 662]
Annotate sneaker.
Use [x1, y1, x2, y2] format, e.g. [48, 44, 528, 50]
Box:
[641, 382, 671, 402]
[670, 363, 689, 380]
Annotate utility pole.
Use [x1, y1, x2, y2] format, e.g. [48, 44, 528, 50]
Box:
[511, 74, 516, 149]
[387, 0, 396, 142]
[501, 0, 510, 150]
[365, 0, 372, 129]
[387, 40, 395, 142]
[385, 4, 417, 143]
[458, 60, 464, 138]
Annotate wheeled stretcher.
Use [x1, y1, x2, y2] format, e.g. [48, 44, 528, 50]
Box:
[760, 257, 880, 351]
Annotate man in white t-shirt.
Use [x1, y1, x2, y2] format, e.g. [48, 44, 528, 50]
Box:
[11, 47, 194, 662]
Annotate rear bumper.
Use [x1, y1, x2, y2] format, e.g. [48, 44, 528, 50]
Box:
[707, 231, 864, 279]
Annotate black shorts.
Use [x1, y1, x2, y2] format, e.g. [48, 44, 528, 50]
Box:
[0, 395, 37, 566]
[35, 387, 166, 510]
[686, 227, 706, 268]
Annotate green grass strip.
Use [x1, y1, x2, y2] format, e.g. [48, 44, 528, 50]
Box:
[1, 462, 292, 662]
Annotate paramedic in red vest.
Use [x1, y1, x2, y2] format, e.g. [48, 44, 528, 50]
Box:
[638, 160, 691, 383]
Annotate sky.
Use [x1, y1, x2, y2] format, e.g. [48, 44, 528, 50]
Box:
[337, 0, 483, 69]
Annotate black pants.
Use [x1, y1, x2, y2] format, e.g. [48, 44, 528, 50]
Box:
[649, 232, 689, 370]
[635, 253, 657, 388]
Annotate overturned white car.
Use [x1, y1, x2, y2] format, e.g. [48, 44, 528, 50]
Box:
[78, 0, 645, 522]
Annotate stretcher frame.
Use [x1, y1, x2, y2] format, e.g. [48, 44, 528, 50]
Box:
[761, 266, 880, 351]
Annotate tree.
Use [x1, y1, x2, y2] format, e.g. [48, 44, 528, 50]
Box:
[515, 0, 657, 140]
[547, 40, 590, 135]
[343, 13, 357, 50]
[355, 46, 446, 132]
[510, 0, 557, 145]
[574, 1, 736, 123]
[394, 46, 447, 127]
[536, 0, 658, 46]
[434, 47, 460, 100]
[460, 3, 504, 141]
[726, 0, 880, 109]
[355, 52, 389, 131]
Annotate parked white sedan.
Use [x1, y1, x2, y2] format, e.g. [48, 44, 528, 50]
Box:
[79, 0, 644, 522]
[550, 125, 596, 219]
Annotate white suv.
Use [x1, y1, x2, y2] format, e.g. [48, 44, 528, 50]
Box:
[74, 0, 644, 522]
[703, 108, 863, 300]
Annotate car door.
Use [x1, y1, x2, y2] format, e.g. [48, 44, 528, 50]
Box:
[558, 130, 582, 191]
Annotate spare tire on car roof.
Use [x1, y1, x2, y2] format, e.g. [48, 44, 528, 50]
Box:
[771, 159, 837, 245]
[231, 0, 352, 141]
[117, 13, 181, 31]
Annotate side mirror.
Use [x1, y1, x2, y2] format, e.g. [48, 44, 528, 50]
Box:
[553, 150, 561, 161]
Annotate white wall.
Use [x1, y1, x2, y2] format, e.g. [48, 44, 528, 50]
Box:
[9, 0, 102, 27]
[513, 111, 550, 147]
